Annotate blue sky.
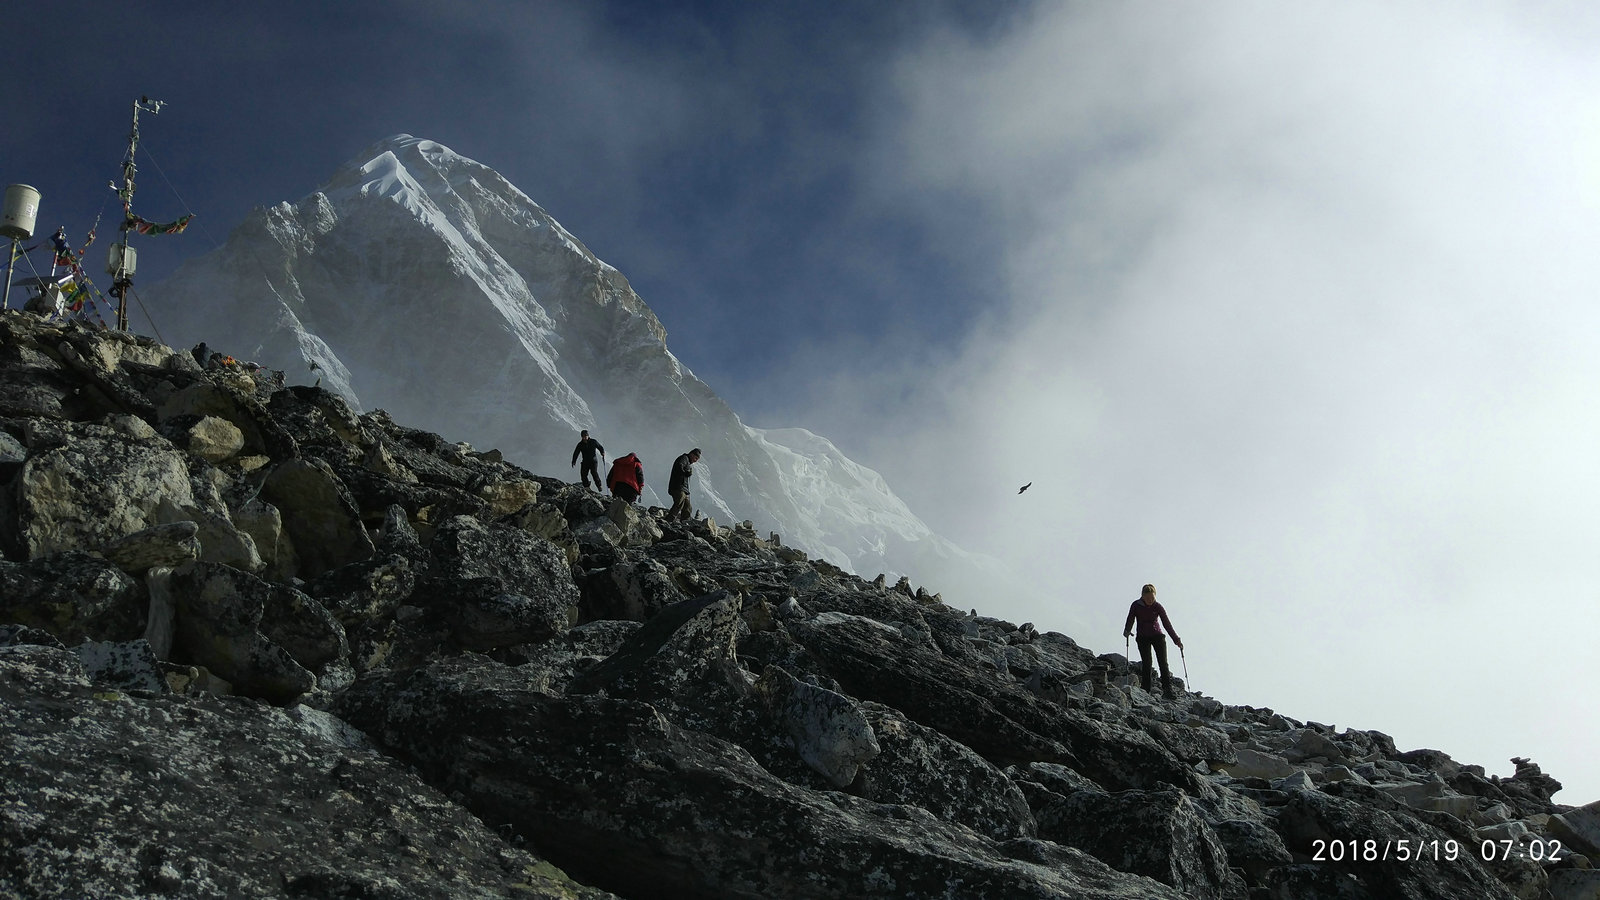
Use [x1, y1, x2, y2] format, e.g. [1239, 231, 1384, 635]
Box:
[10, 0, 997, 419]
[12, 1, 1600, 804]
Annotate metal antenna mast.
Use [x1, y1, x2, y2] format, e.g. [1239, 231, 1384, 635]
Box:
[109, 95, 164, 331]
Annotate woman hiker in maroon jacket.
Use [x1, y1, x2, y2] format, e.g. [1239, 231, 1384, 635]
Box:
[1123, 583, 1184, 700]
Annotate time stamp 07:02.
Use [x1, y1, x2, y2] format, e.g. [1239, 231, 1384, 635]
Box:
[1311, 838, 1564, 863]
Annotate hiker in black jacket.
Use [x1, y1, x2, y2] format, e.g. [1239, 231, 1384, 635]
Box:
[571, 430, 607, 490]
[667, 448, 701, 520]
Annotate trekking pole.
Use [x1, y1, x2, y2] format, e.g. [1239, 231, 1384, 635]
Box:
[1179, 644, 1190, 693]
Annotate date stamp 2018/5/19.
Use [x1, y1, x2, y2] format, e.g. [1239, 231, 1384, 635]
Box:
[1311, 838, 1564, 863]
[1312, 839, 1461, 862]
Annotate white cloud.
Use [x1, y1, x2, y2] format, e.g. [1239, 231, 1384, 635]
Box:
[852, 1, 1600, 801]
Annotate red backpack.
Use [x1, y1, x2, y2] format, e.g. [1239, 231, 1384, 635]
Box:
[607, 454, 643, 492]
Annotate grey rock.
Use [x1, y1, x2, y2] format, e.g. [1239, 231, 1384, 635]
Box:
[305, 553, 417, 625]
[74, 638, 169, 693]
[0, 427, 26, 465]
[16, 424, 197, 558]
[259, 456, 374, 578]
[756, 663, 880, 789]
[100, 519, 202, 574]
[1375, 780, 1479, 819]
[1548, 869, 1600, 900]
[454, 587, 570, 652]
[857, 700, 1037, 841]
[1210, 817, 1294, 884]
[187, 414, 245, 462]
[577, 552, 686, 624]
[1318, 765, 1371, 787]
[1550, 801, 1600, 857]
[1275, 788, 1518, 899]
[230, 497, 296, 582]
[166, 560, 317, 703]
[1036, 788, 1247, 900]
[1217, 747, 1297, 780]
[1144, 719, 1238, 766]
[431, 514, 578, 610]
[1274, 771, 1318, 792]
[0, 551, 142, 645]
[568, 591, 747, 703]
[0, 642, 612, 900]
[338, 655, 1186, 900]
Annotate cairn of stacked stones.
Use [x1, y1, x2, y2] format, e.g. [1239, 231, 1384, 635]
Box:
[3, 311, 1597, 899]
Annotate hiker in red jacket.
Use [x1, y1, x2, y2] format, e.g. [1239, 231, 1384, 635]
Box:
[606, 452, 645, 502]
[1122, 584, 1184, 700]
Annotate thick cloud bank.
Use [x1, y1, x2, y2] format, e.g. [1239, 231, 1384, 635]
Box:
[849, 2, 1600, 802]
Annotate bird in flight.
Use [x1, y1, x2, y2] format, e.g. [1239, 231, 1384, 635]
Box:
[1018, 482, 1032, 494]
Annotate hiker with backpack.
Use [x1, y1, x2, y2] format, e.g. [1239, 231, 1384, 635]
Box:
[667, 448, 701, 520]
[1122, 583, 1184, 700]
[571, 430, 607, 491]
[606, 452, 645, 502]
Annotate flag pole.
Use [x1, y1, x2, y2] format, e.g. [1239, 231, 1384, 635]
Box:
[110, 96, 163, 331]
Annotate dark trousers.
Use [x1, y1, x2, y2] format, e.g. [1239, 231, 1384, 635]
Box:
[1136, 635, 1173, 695]
[611, 482, 639, 502]
[580, 460, 600, 489]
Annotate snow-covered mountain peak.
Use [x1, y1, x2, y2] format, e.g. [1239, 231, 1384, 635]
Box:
[151, 136, 1010, 593]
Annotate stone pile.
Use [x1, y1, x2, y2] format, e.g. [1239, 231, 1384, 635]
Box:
[2, 311, 1596, 899]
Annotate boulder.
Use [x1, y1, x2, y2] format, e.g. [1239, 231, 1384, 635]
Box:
[258, 457, 374, 578]
[430, 514, 578, 610]
[755, 663, 880, 789]
[229, 498, 296, 582]
[186, 415, 244, 463]
[1374, 780, 1480, 819]
[16, 423, 195, 558]
[856, 700, 1037, 841]
[1145, 719, 1238, 766]
[478, 478, 539, 516]
[1274, 771, 1318, 793]
[304, 553, 417, 626]
[1035, 788, 1247, 900]
[166, 561, 319, 703]
[0, 551, 142, 644]
[576, 553, 686, 624]
[452, 583, 571, 652]
[567, 591, 748, 703]
[1550, 801, 1600, 857]
[100, 520, 202, 574]
[1209, 817, 1293, 884]
[0, 427, 27, 466]
[788, 612, 1197, 790]
[73, 638, 169, 693]
[606, 497, 663, 546]
[1215, 747, 1297, 780]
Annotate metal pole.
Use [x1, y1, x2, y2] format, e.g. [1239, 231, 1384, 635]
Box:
[1179, 644, 1190, 692]
[113, 96, 162, 331]
[3, 239, 15, 310]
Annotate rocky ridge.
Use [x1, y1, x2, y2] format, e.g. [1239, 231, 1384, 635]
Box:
[2, 310, 1597, 899]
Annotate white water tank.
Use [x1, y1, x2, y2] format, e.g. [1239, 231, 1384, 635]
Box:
[1, 184, 41, 240]
[107, 243, 137, 278]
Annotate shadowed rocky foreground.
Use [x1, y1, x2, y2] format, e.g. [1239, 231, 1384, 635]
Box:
[2, 311, 1597, 899]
